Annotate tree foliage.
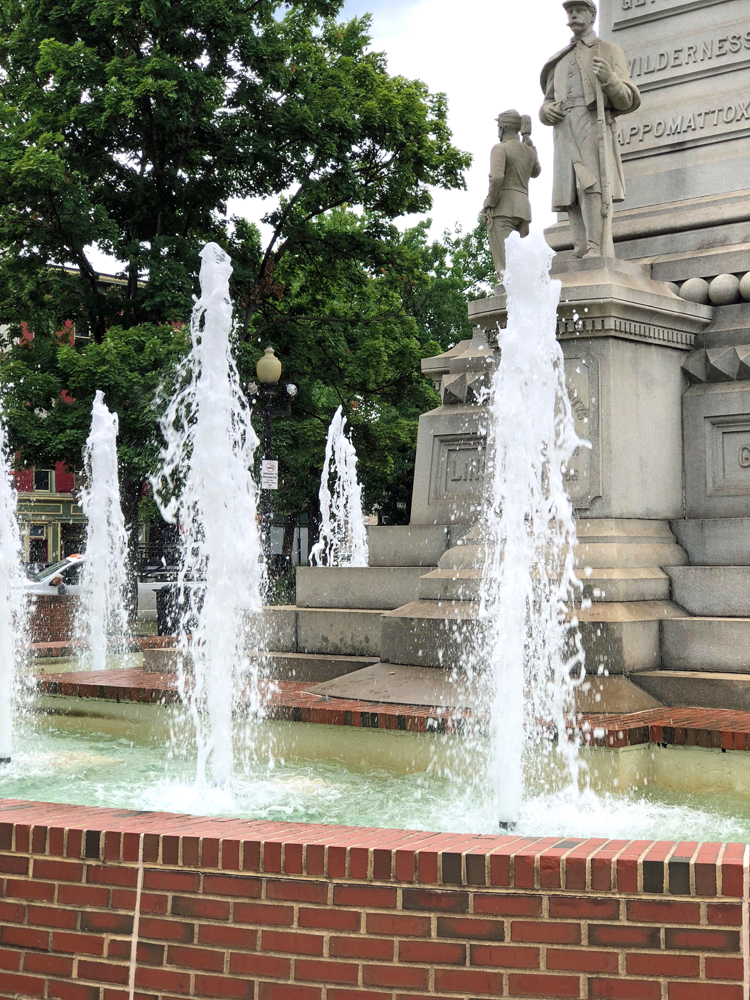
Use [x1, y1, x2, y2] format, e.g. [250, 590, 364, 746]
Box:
[0, 0, 478, 552]
[0, 0, 468, 337]
[234, 212, 494, 527]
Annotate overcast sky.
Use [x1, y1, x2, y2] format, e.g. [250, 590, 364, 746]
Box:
[92, 0, 569, 272]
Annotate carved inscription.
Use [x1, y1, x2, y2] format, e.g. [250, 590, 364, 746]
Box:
[617, 99, 750, 152]
[739, 444, 750, 468]
[430, 434, 486, 505]
[448, 450, 485, 486]
[627, 29, 750, 86]
[614, 0, 729, 29]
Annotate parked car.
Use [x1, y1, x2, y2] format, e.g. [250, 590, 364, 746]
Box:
[22, 553, 168, 619]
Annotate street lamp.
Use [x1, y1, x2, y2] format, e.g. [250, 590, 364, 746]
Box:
[254, 346, 297, 563]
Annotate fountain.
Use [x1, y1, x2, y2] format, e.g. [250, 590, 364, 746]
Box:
[2, 0, 750, 988]
[152, 242, 264, 788]
[477, 231, 586, 828]
[77, 390, 131, 672]
[309, 405, 368, 567]
[0, 397, 24, 764]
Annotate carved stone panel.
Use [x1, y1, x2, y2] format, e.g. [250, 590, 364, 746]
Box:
[564, 354, 602, 510]
[684, 382, 750, 518]
[706, 414, 750, 496]
[429, 434, 487, 505]
[612, 0, 728, 31]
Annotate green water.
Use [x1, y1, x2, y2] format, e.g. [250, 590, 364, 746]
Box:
[2, 710, 750, 842]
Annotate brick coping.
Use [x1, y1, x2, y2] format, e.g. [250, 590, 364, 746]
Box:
[0, 798, 746, 897]
[28, 636, 177, 658]
[35, 668, 750, 747]
[36, 669, 472, 733]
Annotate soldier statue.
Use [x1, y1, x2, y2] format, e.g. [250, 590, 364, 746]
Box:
[482, 110, 541, 282]
[539, 0, 640, 258]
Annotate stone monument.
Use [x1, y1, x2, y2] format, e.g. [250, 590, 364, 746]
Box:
[482, 109, 541, 281]
[291, 0, 750, 714]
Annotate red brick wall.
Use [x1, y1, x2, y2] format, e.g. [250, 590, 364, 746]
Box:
[0, 800, 746, 1000]
[54, 464, 75, 495]
[12, 464, 74, 494]
[27, 596, 79, 644]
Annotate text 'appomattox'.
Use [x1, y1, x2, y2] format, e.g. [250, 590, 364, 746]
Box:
[617, 101, 750, 148]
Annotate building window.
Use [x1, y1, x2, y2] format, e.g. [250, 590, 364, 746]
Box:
[33, 469, 53, 492]
[28, 524, 48, 564]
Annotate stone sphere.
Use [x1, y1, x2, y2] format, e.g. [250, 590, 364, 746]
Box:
[679, 278, 710, 304]
[663, 282, 680, 296]
[708, 273, 741, 305]
[740, 272, 750, 301]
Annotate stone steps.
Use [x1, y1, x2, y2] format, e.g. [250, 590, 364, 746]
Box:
[380, 598, 685, 673]
[261, 606, 383, 657]
[416, 567, 671, 603]
[367, 524, 454, 567]
[661, 617, 750, 672]
[380, 600, 483, 669]
[632, 670, 750, 712]
[296, 567, 426, 611]
[261, 653, 378, 682]
[581, 569, 670, 603]
[666, 566, 750, 616]
[672, 518, 750, 565]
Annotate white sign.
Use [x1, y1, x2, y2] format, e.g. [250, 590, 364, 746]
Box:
[261, 459, 279, 490]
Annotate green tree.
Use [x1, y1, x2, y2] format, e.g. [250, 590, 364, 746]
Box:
[232, 211, 494, 536]
[0, 0, 470, 568]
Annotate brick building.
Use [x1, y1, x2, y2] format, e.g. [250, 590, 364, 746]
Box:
[13, 463, 85, 566]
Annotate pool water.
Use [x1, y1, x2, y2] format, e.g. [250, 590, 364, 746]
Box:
[2, 711, 750, 842]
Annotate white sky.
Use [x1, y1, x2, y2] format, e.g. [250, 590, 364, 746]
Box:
[90, 0, 568, 273]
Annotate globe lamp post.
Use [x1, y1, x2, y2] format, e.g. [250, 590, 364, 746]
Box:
[254, 347, 297, 563]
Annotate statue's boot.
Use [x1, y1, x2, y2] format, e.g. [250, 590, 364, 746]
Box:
[567, 202, 588, 258]
[581, 190, 604, 256]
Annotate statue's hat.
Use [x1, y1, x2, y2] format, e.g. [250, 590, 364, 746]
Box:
[562, 0, 597, 13]
[496, 109, 522, 130]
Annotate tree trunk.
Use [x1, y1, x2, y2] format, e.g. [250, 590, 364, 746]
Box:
[119, 469, 142, 627]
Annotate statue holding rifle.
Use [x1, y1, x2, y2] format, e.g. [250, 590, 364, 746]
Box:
[539, 0, 640, 258]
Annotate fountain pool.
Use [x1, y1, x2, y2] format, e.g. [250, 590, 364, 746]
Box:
[5, 695, 750, 844]
[2, 243, 749, 1000]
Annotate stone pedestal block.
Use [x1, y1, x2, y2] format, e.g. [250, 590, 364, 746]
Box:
[578, 601, 684, 674]
[633, 670, 750, 712]
[296, 608, 382, 657]
[409, 403, 488, 527]
[662, 617, 750, 673]
[468, 258, 712, 520]
[380, 600, 483, 669]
